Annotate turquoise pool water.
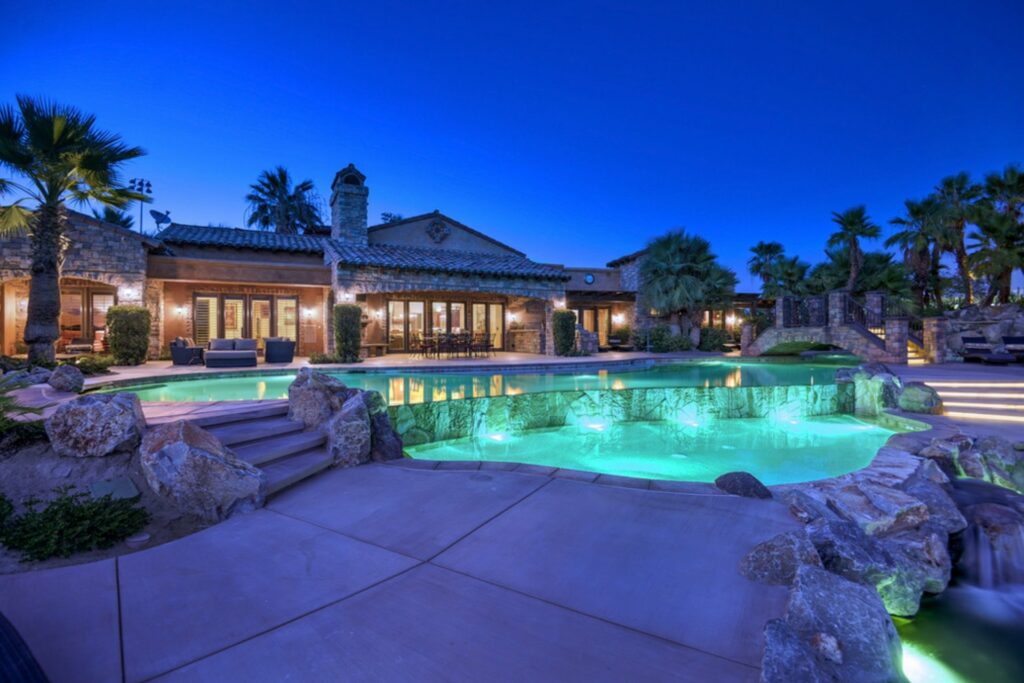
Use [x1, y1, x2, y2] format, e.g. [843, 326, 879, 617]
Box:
[405, 415, 897, 484]
[103, 360, 849, 405]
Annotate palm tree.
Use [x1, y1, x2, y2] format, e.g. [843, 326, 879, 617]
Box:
[0, 96, 145, 364]
[244, 166, 322, 234]
[886, 197, 941, 308]
[969, 165, 1024, 305]
[763, 255, 809, 298]
[747, 241, 784, 289]
[827, 206, 880, 291]
[92, 205, 134, 229]
[934, 172, 982, 304]
[640, 229, 737, 345]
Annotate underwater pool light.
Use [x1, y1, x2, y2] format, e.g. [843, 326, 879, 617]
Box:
[485, 433, 508, 442]
[581, 419, 608, 432]
[675, 408, 701, 428]
[901, 641, 966, 683]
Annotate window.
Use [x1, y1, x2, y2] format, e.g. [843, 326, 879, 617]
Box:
[472, 304, 487, 336]
[276, 298, 297, 341]
[388, 301, 406, 352]
[408, 302, 424, 344]
[450, 302, 465, 334]
[489, 303, 504, 350]
[431, 302, 447, 335]
[223, 298, 245, 339]
[92, 294, 115, 333]
[251, 298, 272, 349]
[194, 296, 218, 345]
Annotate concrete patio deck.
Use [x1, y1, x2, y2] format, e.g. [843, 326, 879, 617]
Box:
[0, 463, 797, 682]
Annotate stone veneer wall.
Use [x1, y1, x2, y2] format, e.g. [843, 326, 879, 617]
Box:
[388, 383, 856, 447]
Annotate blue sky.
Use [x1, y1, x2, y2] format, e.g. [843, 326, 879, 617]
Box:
[4, 0, 1022, 289]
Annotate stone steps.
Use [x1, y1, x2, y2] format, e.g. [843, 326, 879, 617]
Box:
[261, 447, 333, 495]
[233, 430, 328, 466]
[932, 381, 1024, 425]
[187, 402, 289, 428]
[206, 416, 305, 447]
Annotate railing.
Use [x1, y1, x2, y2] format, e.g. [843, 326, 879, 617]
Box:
[782, 296, 828, 328]
[842, 294, 867, 327]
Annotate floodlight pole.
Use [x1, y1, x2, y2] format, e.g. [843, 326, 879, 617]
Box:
[129, 178, 153, 233]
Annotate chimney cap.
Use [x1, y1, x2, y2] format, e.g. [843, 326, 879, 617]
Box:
[331, 163, 366, 190]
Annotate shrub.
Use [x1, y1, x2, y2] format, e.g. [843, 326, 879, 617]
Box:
[73, 354, 115, 376]
[610, 325, 632, 343]
[333, 304, 363, 363]
[0, 355, 28, 374]
[0, 487, 150, 562]
[106, 305, 151, 365]
[698, 327, 730, 352]
[308, 352, 343, 364]
[644, 323, 692, 352]
[0, 373, 40, 432]
[552, 310, 577, 356]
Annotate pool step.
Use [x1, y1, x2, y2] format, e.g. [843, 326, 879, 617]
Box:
[262, 447, 333, 495]
[185, 402, 289, 428]
[207, 416, 305, 447]
[234, 430, 328, 466]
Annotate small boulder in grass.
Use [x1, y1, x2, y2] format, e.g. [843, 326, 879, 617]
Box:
[48, 364, 85, 393]
[715, 471, 772, 499]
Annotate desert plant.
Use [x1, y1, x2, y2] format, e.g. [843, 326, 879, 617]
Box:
[106, 305, 151, 365]
[0, 96, 146, 364]
[333, 304, 363, 363]
[552, 310, 577, 356]
[73, 354, 115, 375]
[0, 487, 149, 562]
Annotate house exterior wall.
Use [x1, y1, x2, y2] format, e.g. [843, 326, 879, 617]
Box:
[368, 215, 522, 255]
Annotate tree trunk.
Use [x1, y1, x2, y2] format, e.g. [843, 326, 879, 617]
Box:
[954, 240, 973, 304]
[846, 241, 862, 292]
[999, 269, 1012, 304]
[25, 204, 65, 364]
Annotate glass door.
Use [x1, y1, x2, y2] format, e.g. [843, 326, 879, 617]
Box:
[408, 301, 424, 349]
[472, 304, 487, 339]
[388, 300, 406, 352]
[450, 302, 466, 334]
[251, 298, 272, 350]
[223, 297, 245, 339]
[194, 296, 218, 345]
[275, 297, 297, 341]
[92, 293, 115, 350]
[489, 303, 504, 350]
[431, 302, 447, 335]
[60, 292, 83, 351]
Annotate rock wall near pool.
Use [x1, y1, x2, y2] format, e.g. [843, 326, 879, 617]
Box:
[388, 383, 857, 447]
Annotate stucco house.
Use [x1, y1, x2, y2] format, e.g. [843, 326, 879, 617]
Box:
[2, 164, 665, 358]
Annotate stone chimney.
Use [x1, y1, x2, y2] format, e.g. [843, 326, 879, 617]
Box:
[329, 164, 369, 244]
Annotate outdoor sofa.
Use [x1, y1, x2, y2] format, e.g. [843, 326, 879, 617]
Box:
[205, 338, 258, 368]
[1003, 336, 1024, 363]
[169, 337, 204, 366]
[264, 337, 296, 363]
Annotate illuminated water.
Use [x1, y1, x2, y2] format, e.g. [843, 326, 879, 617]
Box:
[406, 415, 896, 484]
[101, 360, 849, 405]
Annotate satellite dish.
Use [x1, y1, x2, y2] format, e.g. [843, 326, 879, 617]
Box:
[149, 210, 172, 227]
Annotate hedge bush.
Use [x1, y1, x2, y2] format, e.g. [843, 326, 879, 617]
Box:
[0, 487, 150, 562]
[552, 310, 577, 356]
[308, 352, 343, 364]
[106, 305, 151, 365]
[642, 323, 692, 352]
[73, 354, 115, 376]
[698, 327, 730, 352]
[333, 304, 363, 363]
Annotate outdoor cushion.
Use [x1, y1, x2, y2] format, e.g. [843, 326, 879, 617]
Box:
[209, 339, 234, 351]
[205, 350, 253, 360]
[234, 338, 258, 351]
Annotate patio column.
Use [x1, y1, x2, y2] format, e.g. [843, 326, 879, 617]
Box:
[827, 291, 847, 328]
[544, 300, 556, 355]
[773, 297, 786, 328]
[922, 317, 948, 365]
[884, 316, 909, 364]
[740, 322, 754, 356]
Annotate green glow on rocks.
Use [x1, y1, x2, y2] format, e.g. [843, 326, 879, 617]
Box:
[902, 641, 967, 683]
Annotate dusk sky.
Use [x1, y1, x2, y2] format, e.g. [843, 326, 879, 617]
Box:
[5, 0, 1023, 289]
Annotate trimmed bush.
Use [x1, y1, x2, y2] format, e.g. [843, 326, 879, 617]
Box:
[0, 487, 149, 562]
[333, 304, 363, 363]
[308, 352, 343, 364]
[73, 354, 115, 376]
[552, 310, 577, 356]
[610, 325, 632, 343]
[698, 327, 730, 352]
[644, 323, 692, 352]
[106, 305, 151, 365]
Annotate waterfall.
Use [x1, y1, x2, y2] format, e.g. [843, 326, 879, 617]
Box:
[959, 518, 1024, 589]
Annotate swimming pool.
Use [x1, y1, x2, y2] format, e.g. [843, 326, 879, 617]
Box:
[102, 360, 851, 405]
[405, 415, 899, 484]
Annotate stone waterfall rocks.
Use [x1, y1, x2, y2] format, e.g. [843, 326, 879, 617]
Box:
[45, 392, 147, 458]
[139, 420, 265, 522]
[327, 394, 372, 467]
[47, 364, 85, 393]
[740, 530, 822, 585]
[762, 565, 906, 683]
[897, 382, 943, 415]
[287, 367, 359, 428]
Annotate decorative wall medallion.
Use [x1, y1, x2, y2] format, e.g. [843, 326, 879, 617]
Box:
[584, 273, 595, 284]
[426, 219, 451, 243]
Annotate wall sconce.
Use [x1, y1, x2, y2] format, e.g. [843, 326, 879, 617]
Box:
[339, 291, 355, 303]
[725, 314, 737, 328]
[612, 313, 625, 325]
[553, 298, 566, 310]
[118, 286, 140, 301]
[175, 305, 189, 319]
[301, 307, 315, 319]
[373, 309, 384, 320]
[17, 298, 28, 313]
[507, 312, 518, 323]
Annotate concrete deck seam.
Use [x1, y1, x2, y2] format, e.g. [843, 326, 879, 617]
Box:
[115, 556, 127, 683]
[262, 508, 424, 564]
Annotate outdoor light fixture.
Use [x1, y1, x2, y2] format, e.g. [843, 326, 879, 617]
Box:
[128, 178, 153, 232]
[507, 312, 518, 323]
[612, 313, 625, 324]
[118, 286, 139, 301]
[175, 305, 189, 318]
[726, 314, 737, 327]
[301, 307, 315, 319]
[553, 298, 566, 310]
[340, 291, 355, 303]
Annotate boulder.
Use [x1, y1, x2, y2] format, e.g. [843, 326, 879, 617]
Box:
[714, 471, 772, 499]
[804, 480, 930, 536]
[897, 382, 943, 415]
[762, 565, 906, 682]
[740, 530, 822, 585]
[327, 394, 372, 467]
[287, 368, 358, 427]
[139, 420, 265, 522]
[47, 364, 84, 393]
[45, 393, 146, 458]
[369, 411, 404, 461]
[5, 367, 51, 385]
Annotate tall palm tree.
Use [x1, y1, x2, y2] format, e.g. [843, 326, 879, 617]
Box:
[640, 229, 737, 345]
[827, 206, 880, 291]
[763, 255, 809, 298]
[747, 241, 784, 289]
[92, 205, 134, 229]
[0, 96, 145, 363]
[886, 197, 941, 309]
[244, 166, 322, 234]
[934, 172, 982, 304]
[969, 165, 1024, 305]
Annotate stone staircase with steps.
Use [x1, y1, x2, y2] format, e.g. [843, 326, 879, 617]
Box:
[156, 403, 333, 497]
[907, 339, 926, 366]
[930, 380, 1024, 425]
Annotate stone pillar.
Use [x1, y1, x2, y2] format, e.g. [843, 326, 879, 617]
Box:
[740, 323, 753, 356]
[884, 317, 909, 364]
[922, 317, 948, 365]
[865, 291, 886, 327]
[144, 280, 164, 359]
[543, 300, 556, 355]
[827, 291, 847, 328]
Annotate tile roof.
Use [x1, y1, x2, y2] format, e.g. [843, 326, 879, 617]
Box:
[156, 223, 569, 281]
[606, 247, 648, 268]
[326, 241, 569, 281]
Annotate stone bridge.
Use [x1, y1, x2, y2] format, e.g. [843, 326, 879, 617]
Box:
[741, 291, 936, 365]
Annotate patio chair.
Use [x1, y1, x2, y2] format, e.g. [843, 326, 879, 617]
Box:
[1002, 336, 1024, 362]
[264, 338, 296, 363]
[471, 333, 492, 358]
[408, 334, 425, 359]
[960, 336, 1014, 365]
[169, 337, 203, 366]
